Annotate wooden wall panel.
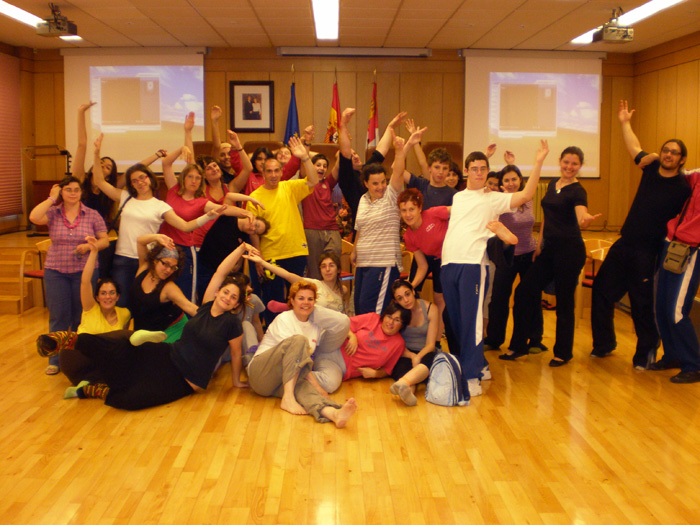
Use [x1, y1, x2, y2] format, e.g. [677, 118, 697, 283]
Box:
[676, 61, 699, 169]
[607, 76, 635, 227]
[442, 73, 464, 143]
[204, 71, 227, 141]
[656, 67, 678, 144]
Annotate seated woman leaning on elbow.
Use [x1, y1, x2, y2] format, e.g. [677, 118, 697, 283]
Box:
[246, 280, 357, 428]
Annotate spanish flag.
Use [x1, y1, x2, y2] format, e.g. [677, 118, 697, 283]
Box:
[366, 81, 379, 148]
[324, 81, 340, 143]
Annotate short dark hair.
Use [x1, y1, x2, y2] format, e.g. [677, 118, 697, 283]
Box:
[56, 175, 82, 205]
[427, 148, 451, 166]
[311, 154, 328, 165]
[464, 151, 490, 170]
[362, 162, 386, 183]
[662, 139, 688, 168]
[397, 188, 423, 209]
[125, 164, 158, 197]
[95, 278, 121, 299]
[381, 301, 411, 332]
[560, 146, 584, 164]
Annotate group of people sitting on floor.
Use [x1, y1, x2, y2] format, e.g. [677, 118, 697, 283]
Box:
[31, 97, 700, 428]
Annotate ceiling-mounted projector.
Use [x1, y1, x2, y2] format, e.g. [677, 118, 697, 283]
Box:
[36, 3, 77, 37]
[592, 8, 633, 43]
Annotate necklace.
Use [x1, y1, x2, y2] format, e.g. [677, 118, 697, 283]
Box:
[61, 204, 82, 235]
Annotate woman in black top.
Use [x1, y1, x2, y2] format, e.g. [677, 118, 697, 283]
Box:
[37, 243, 257, 410]
[505, 147, 601, 366]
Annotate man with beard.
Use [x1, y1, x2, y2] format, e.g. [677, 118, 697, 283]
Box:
[590, 100, 691, 370]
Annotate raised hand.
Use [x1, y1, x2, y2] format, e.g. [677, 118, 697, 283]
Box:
[79, 101, 96, 113]
[180, 146, 193, 164]
[504, 150, 515, 165]
[94, 133, 104, 153]
[485, 143, 497, 158]
[211, 105, 222, 122]
[184, 112, 195, 132]
[618, 99, 635, 123]
[341, 108, 356, 125]
[155, 234, 175, 250]
[404, 118, 417, 135]
[86, 235, 99, 252]
[388, 111, 408, 129]
[392, 128, 406, 152]
[288, 135, 307, 159]
[406, 126, 427, 149]
[227, 129, 242, 149]
[302, 125, 315, 144]
[535, 139, 549, 164]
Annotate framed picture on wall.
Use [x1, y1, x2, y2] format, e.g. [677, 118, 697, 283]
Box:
[229, 81, 274, 133]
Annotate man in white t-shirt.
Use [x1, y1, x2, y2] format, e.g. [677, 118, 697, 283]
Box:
[441, 142, 549, 398]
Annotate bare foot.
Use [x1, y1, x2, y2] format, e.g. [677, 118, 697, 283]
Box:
[280, 394, 307, 415]
[332, 398, 357, 429]
[232, 380, 249, 388]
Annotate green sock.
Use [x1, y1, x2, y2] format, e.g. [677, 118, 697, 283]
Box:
[129, 330, 167, 346]
[64, 380, 90, 399]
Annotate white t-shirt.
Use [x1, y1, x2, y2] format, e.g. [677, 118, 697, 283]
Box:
[442, 189, 514, 266]
[253, 310, 321, 359]
[309, 278, 344, 313]
[115, 191, 173, 259]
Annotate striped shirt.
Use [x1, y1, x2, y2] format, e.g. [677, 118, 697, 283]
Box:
[355, 184, 402, 269]
[45, 204, 107, 273]
[498, 200, 537, 256]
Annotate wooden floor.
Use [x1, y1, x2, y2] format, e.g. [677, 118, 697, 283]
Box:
[2, 232, 700, 524]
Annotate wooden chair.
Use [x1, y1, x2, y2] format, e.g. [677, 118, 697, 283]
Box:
[19, 238, 52, 315]
[575, 245, 610, 324]
[400, 250, 413, 280]
[583, 239, 613, 279]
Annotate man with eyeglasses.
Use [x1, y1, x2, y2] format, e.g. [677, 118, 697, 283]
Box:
[590, 100, 692, 370]
[441, 143, 549, 397]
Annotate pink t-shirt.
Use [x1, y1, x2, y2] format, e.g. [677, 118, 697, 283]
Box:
[403, 206, 450, 258]
[302, 175, 338, 230]
[341, 313, 405, 380]
[160, 185, 209, 247]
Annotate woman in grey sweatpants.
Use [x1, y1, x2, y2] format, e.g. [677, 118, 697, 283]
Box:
[247, 280, 357, 427]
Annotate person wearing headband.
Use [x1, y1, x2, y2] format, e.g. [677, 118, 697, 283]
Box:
[129, 234, 199, 343]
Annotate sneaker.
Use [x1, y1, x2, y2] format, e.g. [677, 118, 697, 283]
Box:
[480, 365, 492, 381]
[670, 371, 700, 384]
[467, 378, 482, 397]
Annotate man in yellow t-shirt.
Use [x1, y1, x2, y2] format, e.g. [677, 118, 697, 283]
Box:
[247, 136, 318, 321]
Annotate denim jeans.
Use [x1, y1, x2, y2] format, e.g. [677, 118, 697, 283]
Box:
[111, 255, 140, 308]
[44, 268, 83, 367]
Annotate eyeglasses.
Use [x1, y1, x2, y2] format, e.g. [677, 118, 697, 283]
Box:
[62, 187, 81, 193]
[98, 290, 117, 296]
[131, 174, 149, 183]
[158, 260, 178, 271]
[386, 314, 403, 323]
[661, 147, 682, 156]
[468, 166, 489, 174]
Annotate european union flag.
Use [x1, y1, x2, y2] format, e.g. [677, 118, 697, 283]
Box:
[284, 83, 300, 145]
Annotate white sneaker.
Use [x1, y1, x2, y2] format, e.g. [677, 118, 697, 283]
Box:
[480, 365, 492, 381]
[467, 378, 482, 397]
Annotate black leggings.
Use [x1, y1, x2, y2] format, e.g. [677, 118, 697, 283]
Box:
[75, 331, 194, 411]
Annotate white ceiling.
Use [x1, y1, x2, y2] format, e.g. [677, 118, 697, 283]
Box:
[1, 0, 699, 54]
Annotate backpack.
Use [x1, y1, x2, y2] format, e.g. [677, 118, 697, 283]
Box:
[425, 352, 469, 407]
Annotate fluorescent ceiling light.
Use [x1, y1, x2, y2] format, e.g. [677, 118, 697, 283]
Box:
[312, 0, 339, 40]
[0, 0, 42, 27]
[60, 35, 82, 42]
[571, 0, 685, 44]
